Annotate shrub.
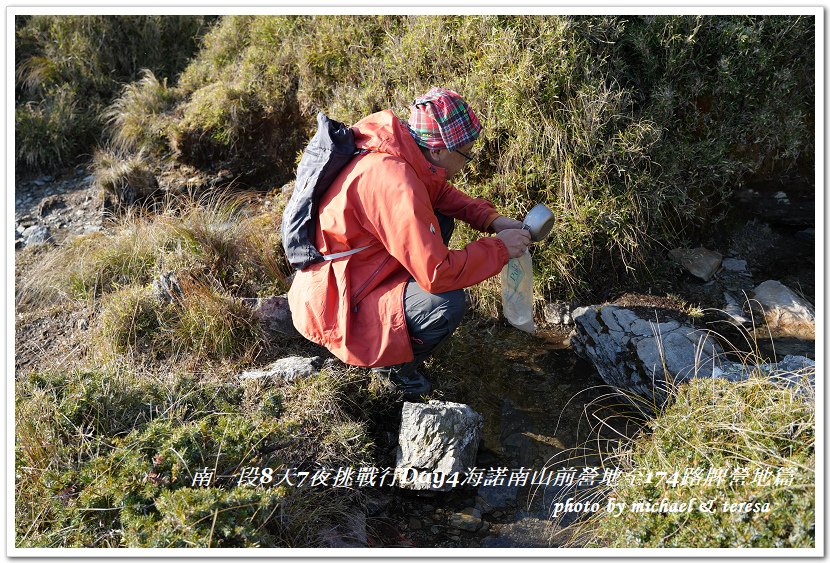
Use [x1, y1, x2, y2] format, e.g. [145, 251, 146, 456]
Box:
[19, 194, 288, 304]
[160, 281, 262, 360]
[15, 83, 86, 170]
[18, 194, 289, 361]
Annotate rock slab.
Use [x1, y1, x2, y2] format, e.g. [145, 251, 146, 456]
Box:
[571, 305, 722, 399]
[396, 400, 483, 492]
[753, 280, 815, 340]
[543, 301, 574, 325]
[238, 356, 322, 383]
[670, 247, 723, 281]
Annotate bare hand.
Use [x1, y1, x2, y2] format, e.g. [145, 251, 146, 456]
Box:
[496, 228, 531, 258]
[491, 215, 524, 233]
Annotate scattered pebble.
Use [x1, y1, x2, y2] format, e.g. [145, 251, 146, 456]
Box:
[773, 191, 790, 204]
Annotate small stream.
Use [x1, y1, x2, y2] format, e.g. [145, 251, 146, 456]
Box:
[366, 322, 635, 548]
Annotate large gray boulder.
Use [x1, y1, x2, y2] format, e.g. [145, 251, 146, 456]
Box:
[395, 400, 483, 492]
[571, 305, 722, 399]
[752, 280, 815, 340]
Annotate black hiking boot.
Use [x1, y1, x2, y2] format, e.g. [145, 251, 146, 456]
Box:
[372, 367, 432, 401]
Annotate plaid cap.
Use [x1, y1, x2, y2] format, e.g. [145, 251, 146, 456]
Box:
[407, 87, 482, 151]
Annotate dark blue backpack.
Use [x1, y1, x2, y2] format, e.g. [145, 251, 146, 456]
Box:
[281, 112, 365, 270]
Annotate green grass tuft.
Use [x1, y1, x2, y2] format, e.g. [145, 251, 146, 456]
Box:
[566, 373, 815, 548]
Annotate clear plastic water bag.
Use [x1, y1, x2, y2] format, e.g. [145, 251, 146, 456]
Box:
[501, 249, 535, 333]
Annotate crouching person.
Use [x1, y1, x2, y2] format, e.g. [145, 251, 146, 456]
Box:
[287, 88, 530, 399]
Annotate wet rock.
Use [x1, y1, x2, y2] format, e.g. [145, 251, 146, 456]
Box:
[481, 514, 555, 548]
[450, 509, 482, 532]
[721, 257, 749, 274]
[477, 483, 519, 513]
[670, 247, 723, 281]
[571, 305, 722, 400]
[723, 291, 752, 325]
[543, 301, 573, 325]
[752, 280, 815, 340]
[240, 295, 299, 337]
[773, 190, 790, 204]
[364, 493, 392, 516]
[796, 228, 815, 242]
[22, 224, 51, 245]
[501, 432, 535, 468]
[395, 400, 483, 492]
[238, 356, 323, 383]
[712, 355, 815, 393]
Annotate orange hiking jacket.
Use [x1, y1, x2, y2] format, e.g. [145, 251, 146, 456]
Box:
[288, 110, 509, 367]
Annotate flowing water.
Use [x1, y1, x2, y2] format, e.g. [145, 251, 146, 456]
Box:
[367, 321, 638, 548]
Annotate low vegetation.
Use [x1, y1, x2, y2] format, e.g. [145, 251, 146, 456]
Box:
[18, 194, 289, 363]
[562, 371, 815, 548]
[15, 366, 374, 547]
[14, 14, 815, 549]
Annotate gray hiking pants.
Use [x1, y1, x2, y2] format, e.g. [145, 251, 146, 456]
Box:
[378, 211, 467, 377]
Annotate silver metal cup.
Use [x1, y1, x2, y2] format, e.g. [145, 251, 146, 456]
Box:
[523, 203, 555, 242]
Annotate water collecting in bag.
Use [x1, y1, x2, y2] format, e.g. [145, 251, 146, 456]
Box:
[501, 248, 535, 333]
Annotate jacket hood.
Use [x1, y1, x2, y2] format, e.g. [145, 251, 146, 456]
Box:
[351, 110, 448, 194]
